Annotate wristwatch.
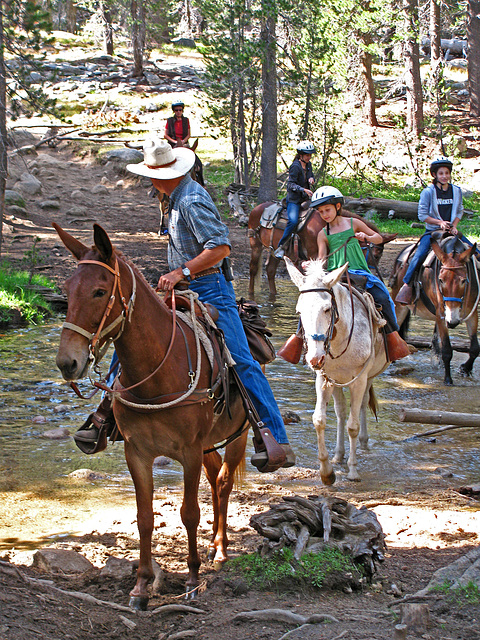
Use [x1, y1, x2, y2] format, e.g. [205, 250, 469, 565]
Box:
[181, 263, 191, 281]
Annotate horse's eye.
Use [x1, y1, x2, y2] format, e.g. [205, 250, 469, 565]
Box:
[93, 289, 107, 298]
[461, 278, 467, 286]
[438, 278, 444, 286]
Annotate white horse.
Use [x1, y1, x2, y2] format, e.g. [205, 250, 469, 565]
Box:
[285, 258, 389, 484]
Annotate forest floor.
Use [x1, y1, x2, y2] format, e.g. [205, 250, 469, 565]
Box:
[2, 46, 480, 640]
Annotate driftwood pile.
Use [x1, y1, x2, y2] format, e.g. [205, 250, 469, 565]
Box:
[250, 495, 385, 577]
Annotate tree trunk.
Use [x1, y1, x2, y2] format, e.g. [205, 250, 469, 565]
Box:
[403, 0, 424, 135]
[65, 0, 77, 33]
[429, 0, 441, 71]
[258, 1, 277, 204]
[131, 0, 144, 77]
[359, 32, 378, 127]
[100, 1, 114, 56]
[468, 1, 480, 117]
[0, 0, 5, 258]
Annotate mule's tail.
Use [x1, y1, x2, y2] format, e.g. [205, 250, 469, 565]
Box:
[399, 309, 411, 340]
[368, 385, 379, 420]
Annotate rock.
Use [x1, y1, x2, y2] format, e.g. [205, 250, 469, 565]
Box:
[153, 456, 171, 467]
[99, 556, 134, 580]
[91, 184, 109, 195]
[70, 190, 84, 201]
[5, 190, 26, 208]
[53, 404, 69, 413]
[41, 428, 70, 440]
[281, 410, 301, 424]
[14, 172, 42, 196]
[29, 71, 42, 83]
[66, 206, 87, 217]
[447, 93, 460, 105]
[171, 37, 196, 48]
[33, 548, 94, 573]
[32, 415, 47, 424]
[39, 200, 61, 209]
[6, 205, 28, 217]
[7, 128, 37, 148]
[101, 148, 143, 164]
[144, 71, 161, 85]
[69, 469, 107, 481]
[29, 154, 66, 168]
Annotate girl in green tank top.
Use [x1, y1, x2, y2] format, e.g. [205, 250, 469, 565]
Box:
[315, 191, 400, 334]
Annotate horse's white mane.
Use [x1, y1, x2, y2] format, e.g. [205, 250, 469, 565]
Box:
[303, 259, 328, 286]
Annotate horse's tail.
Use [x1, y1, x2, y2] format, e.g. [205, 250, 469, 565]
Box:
[368, 384, 378, 420]
[234, 454, 246, 490]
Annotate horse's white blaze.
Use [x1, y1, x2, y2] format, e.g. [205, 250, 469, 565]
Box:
[444, 303, 461, 327]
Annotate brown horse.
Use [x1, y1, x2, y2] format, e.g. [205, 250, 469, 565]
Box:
[248, 202, 397, 300]
[54, 223, 248, 608]
[390, 235, 480, 385]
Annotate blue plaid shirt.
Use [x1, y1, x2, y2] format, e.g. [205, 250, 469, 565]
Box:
[167, 174, 231, 269]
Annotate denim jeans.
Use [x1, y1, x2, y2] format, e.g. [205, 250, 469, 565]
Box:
[278, 201, 301, 247]
[403, 233, 432, 285]
[190, 272, 289, 444]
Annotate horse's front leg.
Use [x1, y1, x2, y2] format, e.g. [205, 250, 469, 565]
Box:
[436, 319, 454, 385]
[181, 449, 203, 598]
[248, 234, 263, 299]
[331, 386, 347, 464]
[265, 254, 279, 300]
[124, 443, 155, 610]
[345, 377, 369, 481]
[460, 311, 480, 377]
[313, 373, 335, 485]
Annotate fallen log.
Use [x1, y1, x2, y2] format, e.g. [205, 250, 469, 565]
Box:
[399, 408, 480, 427]
[404, 336, 471, 353]
[421, 37, 467, 57]
[411, 424, 476, 438]
[344, 197, 476, 221]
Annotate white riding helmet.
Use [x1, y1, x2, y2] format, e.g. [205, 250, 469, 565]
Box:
[296, 140, 316, 154]
[430, 156, 453, 175]
[311, 186, 344, 208]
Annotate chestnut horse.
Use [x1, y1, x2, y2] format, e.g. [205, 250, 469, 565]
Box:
[390, 235, 480, 385]
[54, 223, 248, 608]
[248, 202, 397, 300]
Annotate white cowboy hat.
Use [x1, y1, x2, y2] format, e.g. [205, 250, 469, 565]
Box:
[126, 137, 195, 179]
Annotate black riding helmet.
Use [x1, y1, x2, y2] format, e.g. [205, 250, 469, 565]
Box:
[430, 156, 453, 175]
[172, 100, 185, 110]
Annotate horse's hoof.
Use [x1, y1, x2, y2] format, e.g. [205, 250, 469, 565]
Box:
[444, 379, 454, 386]
[185, 585, 198, 600]
[321, 471, 336, 486]
[213, 560, 225, 572]
[207, 547, 216, 562]
[129, 595, 149, 611]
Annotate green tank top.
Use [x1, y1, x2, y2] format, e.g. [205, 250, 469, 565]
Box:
[326, 219, 371, 273]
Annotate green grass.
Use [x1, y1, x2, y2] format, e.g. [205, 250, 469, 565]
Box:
[431, 580, 480, 605]
[0, 266, 54, 326]
[226, 547, 363, 592]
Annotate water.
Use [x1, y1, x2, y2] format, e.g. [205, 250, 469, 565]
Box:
[1, 278, 480, 547]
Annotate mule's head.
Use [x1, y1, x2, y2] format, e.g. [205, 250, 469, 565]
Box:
[53, 223, 117, 381]
[431, 240, 477, 328]
[285, 258, 348, 370]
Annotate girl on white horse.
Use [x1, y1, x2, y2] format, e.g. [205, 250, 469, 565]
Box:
[314, 186, 410, 361]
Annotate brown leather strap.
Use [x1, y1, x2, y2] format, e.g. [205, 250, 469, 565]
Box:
[194, 267, 220, 279]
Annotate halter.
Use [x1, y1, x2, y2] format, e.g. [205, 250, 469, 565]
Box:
[299, 287, 339, 358]
[434, 257, 480, 323]
[62, 258, 137, 371]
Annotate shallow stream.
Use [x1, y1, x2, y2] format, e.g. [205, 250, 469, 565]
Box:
[1, 278, 479, 548]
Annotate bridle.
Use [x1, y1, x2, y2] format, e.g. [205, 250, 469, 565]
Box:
[434, 257, 480, 323]
[62, 258, 137, 371]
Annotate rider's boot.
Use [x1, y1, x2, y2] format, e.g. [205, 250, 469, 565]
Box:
[73, 395, 116, 454]
[386, 331, 411, 362]
[395, 283, 413, 305]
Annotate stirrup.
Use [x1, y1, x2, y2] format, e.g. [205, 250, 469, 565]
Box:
[74, 415, 108, 454]
[250, 428, 286, 472]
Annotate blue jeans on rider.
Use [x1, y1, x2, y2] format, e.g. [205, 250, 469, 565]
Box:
[403, 232, 433, 286]
[349, 269, 399, 333]
[277, 201, 301, 247]
[190, 272, 289, 444]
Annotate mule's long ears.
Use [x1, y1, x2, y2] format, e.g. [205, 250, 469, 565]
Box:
[93, 224, 114, 262]
[284, 257, 305, 289]
[323, 263, 349, 289]
[431, 240, 447, 263]
[52, 222, 88, 260]
[460, 243, 477, 263]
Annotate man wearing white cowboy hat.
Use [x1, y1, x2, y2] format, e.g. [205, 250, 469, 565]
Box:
[126, 138, 295, 471]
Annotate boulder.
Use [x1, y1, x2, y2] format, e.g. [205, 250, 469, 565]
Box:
[7, 128, 36, 148]
[99, 556, 134, 580]
[33, 548, 94, 573]
[14, 172, 42, 196]
[5, 190, 26, 208]
[68, 468, 107, 481]
[41, 428, 70, 440]
[101, 148, 143, 164]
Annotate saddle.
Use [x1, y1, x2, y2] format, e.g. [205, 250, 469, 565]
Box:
[259, 200, 313, 233]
